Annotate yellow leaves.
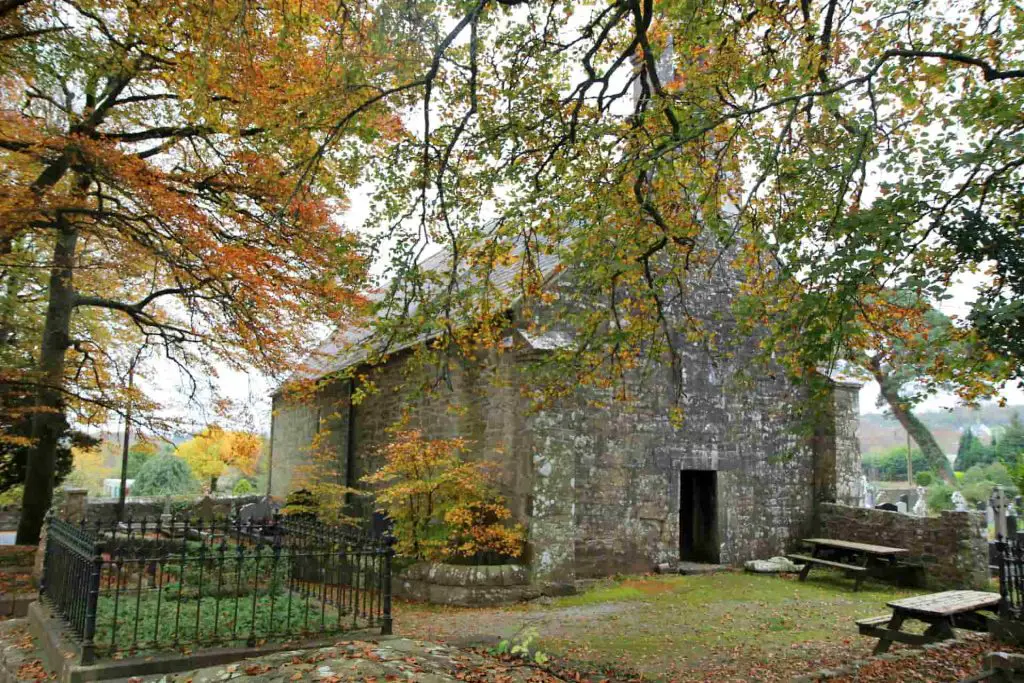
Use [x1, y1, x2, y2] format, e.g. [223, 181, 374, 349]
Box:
[175, 425, 263, 489]
[362, 430, 524, 562]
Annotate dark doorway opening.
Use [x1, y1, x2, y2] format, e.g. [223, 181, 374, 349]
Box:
[679, 470, 718, 563]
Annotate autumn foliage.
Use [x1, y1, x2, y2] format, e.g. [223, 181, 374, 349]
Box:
[0, 0, 433, 542]
[175, 426, 262, 493]
[362, 430, 524, 562]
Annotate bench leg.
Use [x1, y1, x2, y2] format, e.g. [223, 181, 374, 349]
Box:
[798, 562, 813, 582]
[923, 618, 956, 642]
[873, 613, 905, 655]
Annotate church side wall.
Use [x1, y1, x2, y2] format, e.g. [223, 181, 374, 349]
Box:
[269, 381, 351, 498]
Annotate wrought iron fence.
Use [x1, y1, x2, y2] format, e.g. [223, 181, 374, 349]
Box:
[996, 538, 1023, 620]
[40, 514, 393, 663]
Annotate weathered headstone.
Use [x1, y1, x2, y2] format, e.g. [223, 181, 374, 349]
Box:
[896, 501, 907, 514]
[912, 486, 928, 516]
[952, 490, 968, 512]
[160, 495, 172, 529]
[195, 495, 217, 522]
[861, 475, 876, 508]
[239, 498, 274, 523]
[993, 486, 1008, 539]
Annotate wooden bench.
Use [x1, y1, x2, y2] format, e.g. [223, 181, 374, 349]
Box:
[788, 554, 868, 572]
[857, 614, 932, 648]
[788, 538, 909, 591]
[856, 590, 1002, 654]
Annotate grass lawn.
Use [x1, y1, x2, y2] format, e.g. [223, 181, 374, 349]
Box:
[394, 570, 935, 681]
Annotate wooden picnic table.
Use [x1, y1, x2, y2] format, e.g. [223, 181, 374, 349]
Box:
[788, 538, 909, 591]
[857, 590, 1002, 654]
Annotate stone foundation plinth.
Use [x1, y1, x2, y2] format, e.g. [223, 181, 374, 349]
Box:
[394, 563, 536, 606]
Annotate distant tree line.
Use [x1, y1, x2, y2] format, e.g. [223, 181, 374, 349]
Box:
[954, 414, 1024, 471]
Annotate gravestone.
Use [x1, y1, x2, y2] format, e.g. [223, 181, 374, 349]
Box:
[160, 496, 172, 529]
[896, 501, 907, 514]
[861, 475, 875, 508]
[993, 487, 1008, 539]
[952, 490, 968, 512]
[239, 498, 274, 523]
[912, 486, 928, 516]
[195, 495, 217, 522]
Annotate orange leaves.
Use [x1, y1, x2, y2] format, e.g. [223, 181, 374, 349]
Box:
[362, 430, 525, 562]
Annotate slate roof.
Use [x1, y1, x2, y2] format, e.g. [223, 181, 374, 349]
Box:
[285, 242, 562, 385]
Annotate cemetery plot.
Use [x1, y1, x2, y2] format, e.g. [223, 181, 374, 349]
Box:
[41, 516, 394, 662]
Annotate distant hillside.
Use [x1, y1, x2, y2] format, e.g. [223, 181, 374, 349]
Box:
[859, 404, 1024, 455]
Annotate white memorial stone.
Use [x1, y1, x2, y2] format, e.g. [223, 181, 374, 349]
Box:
[952, 490, 967, 512]
[992, 486, 1008, 538]
[912, 486, 928, 516]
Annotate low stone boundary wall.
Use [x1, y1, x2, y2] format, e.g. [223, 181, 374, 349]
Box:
[818, 503, 988, 589]
[84, 494, 264, 523]
[395, 563, 536, 606]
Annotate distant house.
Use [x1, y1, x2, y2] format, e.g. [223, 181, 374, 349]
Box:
[102, 478, 134, 499]
[269, 243, 862, 585]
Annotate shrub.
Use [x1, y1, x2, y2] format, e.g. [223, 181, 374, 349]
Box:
[363, 430, 525, 563]
[281, 488, 318, 520]
[232, 478, 253, 495]
[132, 455, 199, 496]
[0, 485, 22, 506]
[915, 471, 934, 487]
[861, 446, 932, 481]
[960, 462, 1019, 504]
[927, 484, 955, 512]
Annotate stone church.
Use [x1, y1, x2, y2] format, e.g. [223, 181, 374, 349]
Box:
[269, 242, 862, 586]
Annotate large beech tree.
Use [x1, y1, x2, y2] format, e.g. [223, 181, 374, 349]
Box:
[846, 291, 1011, 482]
[313, 0, 1022, 421]
[0, 0, 425, 543]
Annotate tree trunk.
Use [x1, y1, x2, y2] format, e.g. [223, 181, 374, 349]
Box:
[210, 476, 217, 493]
[16, 223, 79, 544]
[873, 367, 954, 484]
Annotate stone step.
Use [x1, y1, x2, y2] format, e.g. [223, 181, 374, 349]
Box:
[677, 562, 727, 575]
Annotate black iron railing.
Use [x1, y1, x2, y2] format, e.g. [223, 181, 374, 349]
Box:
[40, 514, 393, 663]
[996, 538, 1023, 620]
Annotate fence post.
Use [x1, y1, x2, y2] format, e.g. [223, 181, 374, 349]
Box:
[38, 511, 53, 599]
[380, 533, 394, 636]
[81, 540, 104, 665]
[997, 539, 1007, 618]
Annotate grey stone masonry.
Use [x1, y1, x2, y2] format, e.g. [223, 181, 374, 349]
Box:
[818, 503, 989, 589]
[270, 256, 864, 590]
[394, 562, 536, 606]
